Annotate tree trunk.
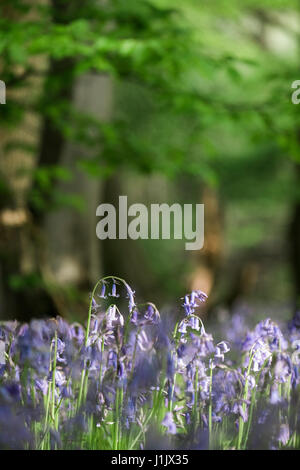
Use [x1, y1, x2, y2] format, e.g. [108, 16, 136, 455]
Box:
[0, 1, 47, 321]
[189, 185, 224, 304]
[0, 0, 114, 321]
[289, 163, 300, 315]
[43, 73, 113, 294]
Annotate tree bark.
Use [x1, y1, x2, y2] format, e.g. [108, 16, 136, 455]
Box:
[189, 185, 224, 305]
[289, 163, 300, 315]
[0, 1, 47, 321]
[43, 73, 113, 293]
[0, 0, 114, 321]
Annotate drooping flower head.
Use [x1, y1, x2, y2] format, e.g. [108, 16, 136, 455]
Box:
[182, 290, 207, 316]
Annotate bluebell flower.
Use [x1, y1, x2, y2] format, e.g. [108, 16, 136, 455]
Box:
[108, 279, 120, 298]
[182, 291, 207, 316]
[70, 323, 85, 345]
[178, 320, 187, 334]
[161, 412, 177, 435]
[218, 341, 230, 354]
[186, 380, 195, 406]
[182, 295, 194, 315]
[144, 305, 160, 324]
[188, 316, 201, 331]
[106, 305, 124, 329]
[137, 330, 153, 352]
[107, 350, 118, 370]
[130, 309, 138, 325]
[35, 378, 48, 396]
[270, 387, 281, 405]
[99, 281, 107, 299]
[50, 428, 62, 449]
[0, 382, 21, 403]
[278, 423, 289, 446]
[124, 282, 136, 312]
[232, 400, 249, 422]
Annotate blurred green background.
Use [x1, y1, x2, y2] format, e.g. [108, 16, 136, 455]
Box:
[0, 0, 299, 323]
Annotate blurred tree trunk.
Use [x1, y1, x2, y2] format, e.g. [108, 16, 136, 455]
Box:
[40, 0, 112, 304]
[289, 162, 300, 315]
[43, 73, 113, 293]
[35, 1, 113, 315]
[0, 0, 80, 321]
[0, 1, 50, 321]
[0, 0, 113, 321]
[188, 186, 260, 315]
[189, 185, 224, 304]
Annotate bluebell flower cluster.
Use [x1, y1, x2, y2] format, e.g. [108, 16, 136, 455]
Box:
[0, 278, 300, 449]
